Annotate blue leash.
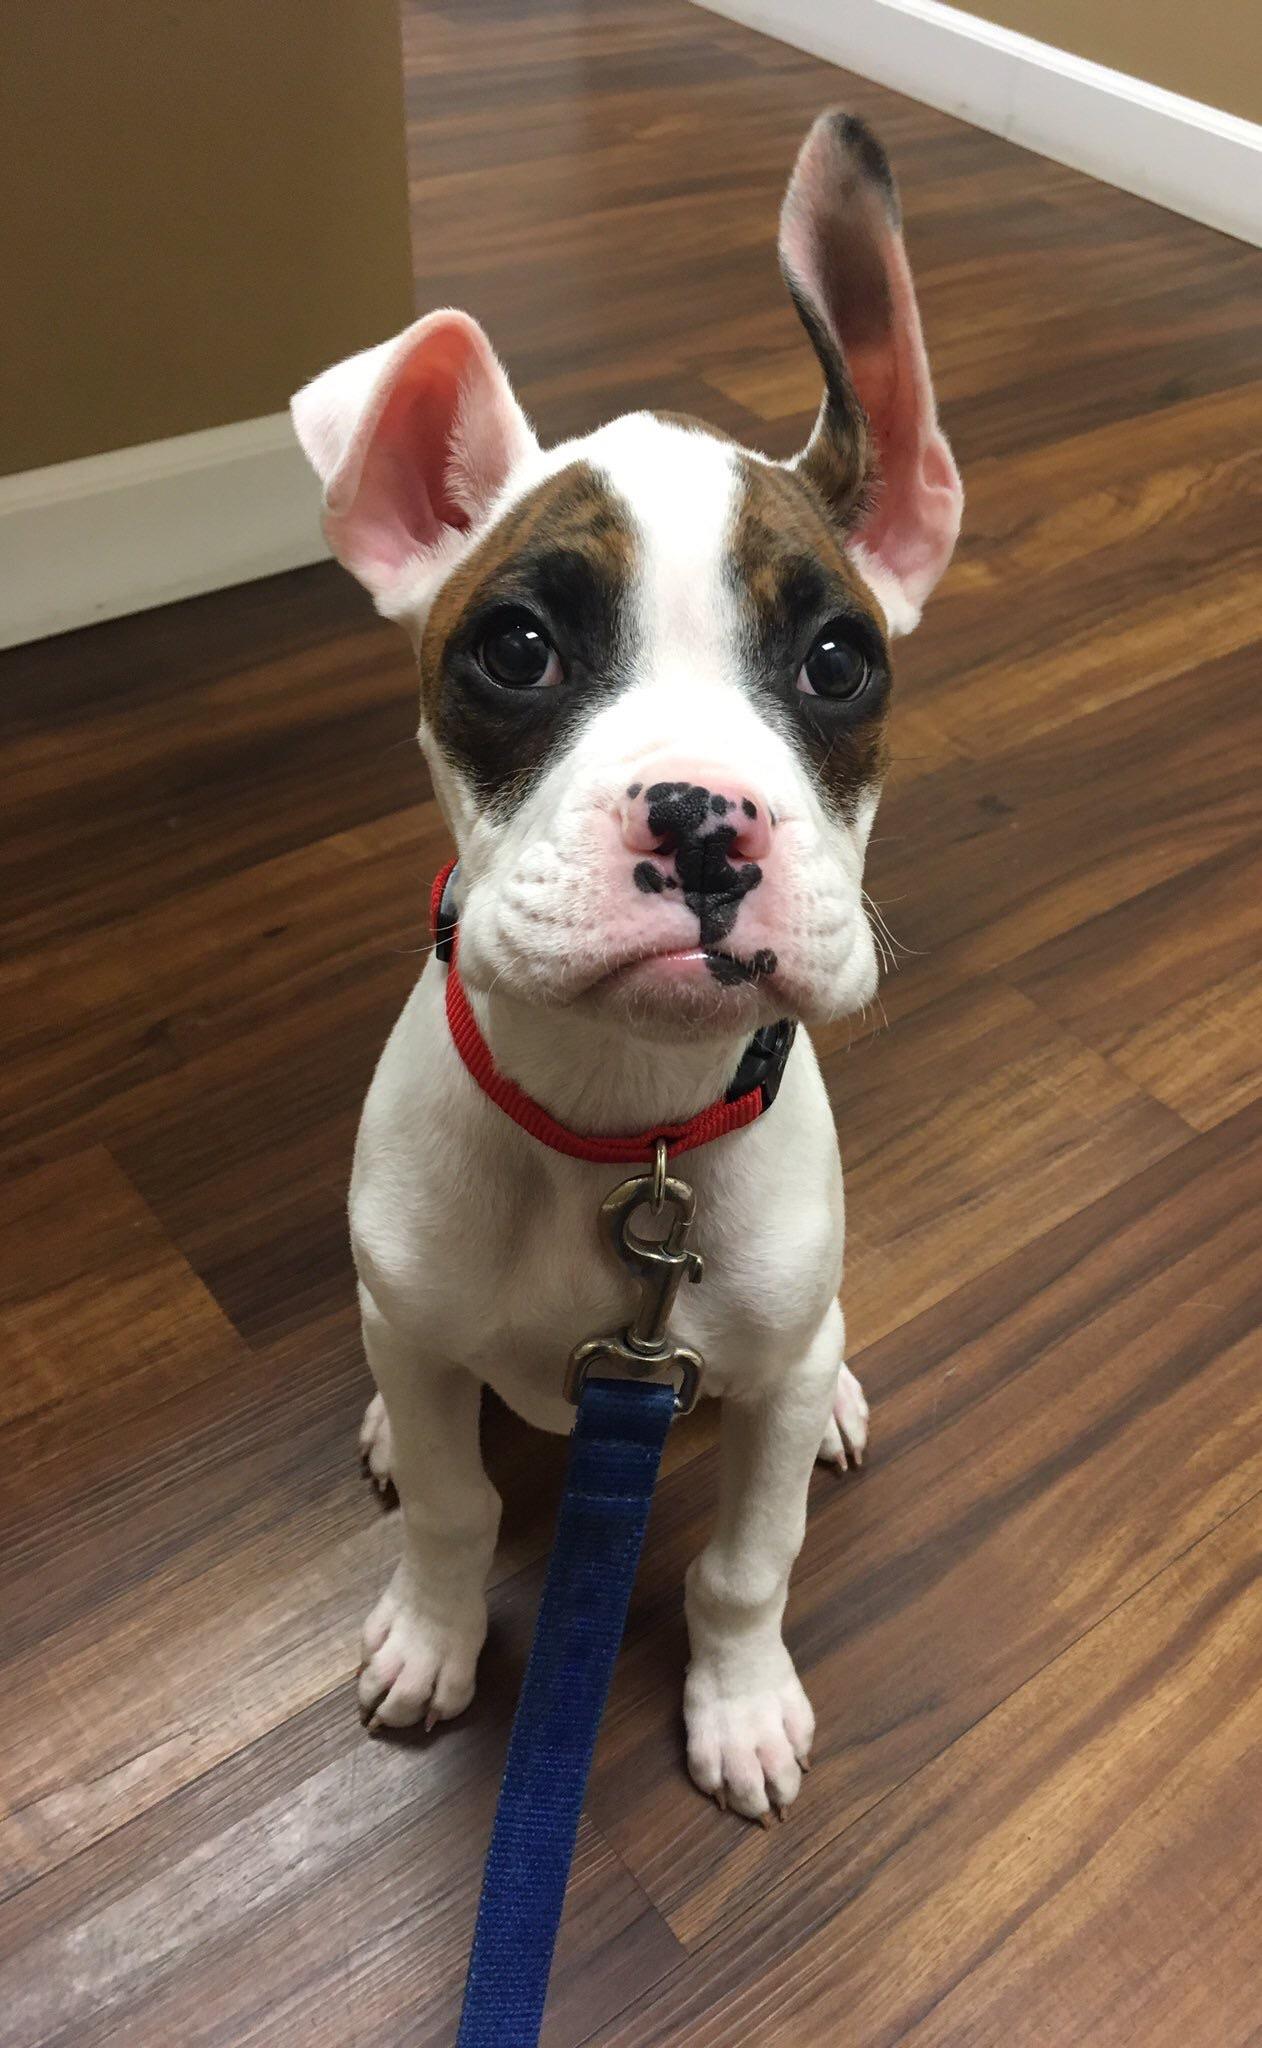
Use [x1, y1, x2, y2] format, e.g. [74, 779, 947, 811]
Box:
[456, 1375, 677, 2047]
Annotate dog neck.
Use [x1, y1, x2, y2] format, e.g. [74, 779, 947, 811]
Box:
[468, 985, 748, 1137]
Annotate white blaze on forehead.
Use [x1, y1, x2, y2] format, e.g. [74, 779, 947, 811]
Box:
[578, 414, 741, 678]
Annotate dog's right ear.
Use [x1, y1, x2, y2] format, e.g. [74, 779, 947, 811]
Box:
[291, 309, 538, 613]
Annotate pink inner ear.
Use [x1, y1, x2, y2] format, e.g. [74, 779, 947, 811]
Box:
[331, 325, 477, 587]
[844, 232, 962, 613]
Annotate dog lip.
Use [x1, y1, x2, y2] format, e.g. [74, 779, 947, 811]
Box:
[586, 944, 707, 988]
[587, 943, 780, 995]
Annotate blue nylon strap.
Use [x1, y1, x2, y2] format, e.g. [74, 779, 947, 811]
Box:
[456, 1375, 677, 2047]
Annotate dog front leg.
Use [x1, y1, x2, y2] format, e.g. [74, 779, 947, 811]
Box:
[356, 1286, 500, 1732]
[684, 1303, 844, 1820]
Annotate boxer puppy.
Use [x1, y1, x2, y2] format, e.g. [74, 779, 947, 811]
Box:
[291, 111, 961, 1819]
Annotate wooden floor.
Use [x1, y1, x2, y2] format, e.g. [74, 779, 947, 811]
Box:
[4, 2, 1262, 2042]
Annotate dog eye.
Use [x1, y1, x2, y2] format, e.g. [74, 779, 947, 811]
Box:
[476, 610, 563, 689]
[797, 624, 872, 701]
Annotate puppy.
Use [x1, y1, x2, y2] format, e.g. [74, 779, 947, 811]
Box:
[291, 111, 961, 1821]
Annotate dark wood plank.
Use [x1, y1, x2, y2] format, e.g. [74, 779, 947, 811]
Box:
[0, 570, 416, 955]
[0, 1149, 244, 1454]
[0, 1676, 680, 2048]
[2, 0, 1261, 2042]
[1005, 838, 1262, 1132]
[829, 976, 1188, 1353]
[590, 1493, 1262, 2047]
[834, 631, 1262, 1050]
[584, 1095, 1262, 1944]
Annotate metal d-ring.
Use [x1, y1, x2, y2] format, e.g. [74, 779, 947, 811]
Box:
[651, 1137, 668, 1214]
[564, 1333, 702, 1414]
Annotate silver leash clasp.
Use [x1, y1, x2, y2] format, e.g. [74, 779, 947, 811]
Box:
[565, 1141, 705, 1414]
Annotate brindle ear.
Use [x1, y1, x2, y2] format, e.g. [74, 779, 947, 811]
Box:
[779, 111, 962, 630]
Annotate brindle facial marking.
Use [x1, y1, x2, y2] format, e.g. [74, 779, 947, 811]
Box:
[730, 454, 891, 815]
[419, 461, 637, 808]
[417, 426, 890, 824]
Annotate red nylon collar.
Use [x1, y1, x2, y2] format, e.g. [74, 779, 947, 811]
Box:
[430, 858, 769, 1165]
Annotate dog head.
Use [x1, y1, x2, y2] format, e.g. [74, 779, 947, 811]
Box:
[292, 112, 961, 1041]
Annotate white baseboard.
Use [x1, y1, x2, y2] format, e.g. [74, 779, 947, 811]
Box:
[0, 413, 329, 651]
[694, 0, 1262, 249]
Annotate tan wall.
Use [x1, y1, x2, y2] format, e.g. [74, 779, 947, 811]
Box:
[2, 0, 415, 477]
[966, 0, 1262, 125]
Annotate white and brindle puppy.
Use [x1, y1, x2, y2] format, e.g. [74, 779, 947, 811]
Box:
[291, 111, 962, 1821]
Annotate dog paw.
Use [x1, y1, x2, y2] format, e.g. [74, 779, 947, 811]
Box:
[357, 1571, 485, 1732]
[817, 1362, 869, 1472]
[684, 1649, 815, 1822]
[358, 1393, 396, 1501]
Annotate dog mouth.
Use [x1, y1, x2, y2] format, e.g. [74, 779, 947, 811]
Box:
[591, 940, 779, 990]
[702, 947, 779, 987]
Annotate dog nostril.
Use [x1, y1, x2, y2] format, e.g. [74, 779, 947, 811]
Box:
[620, 771, 775, 865]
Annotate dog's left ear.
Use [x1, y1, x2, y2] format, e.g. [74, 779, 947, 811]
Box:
[779, 111, 962, 630]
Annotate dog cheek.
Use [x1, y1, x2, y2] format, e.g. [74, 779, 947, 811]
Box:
[766, 825, 873, 1020]
[787, 920, 877, 1027]
[454, 810, 654, 994]
[843, 916, 881, 1014]
[814, 863, 880, 1022]
[420, 733, 483, 846]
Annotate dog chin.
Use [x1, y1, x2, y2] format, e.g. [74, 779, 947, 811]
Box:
[460, 936, 875, 1042]
[576, 949, 785, 1042]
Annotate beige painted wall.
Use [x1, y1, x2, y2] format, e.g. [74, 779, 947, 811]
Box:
[966, 0, 1262, 124]
[2, 1, 415, 477]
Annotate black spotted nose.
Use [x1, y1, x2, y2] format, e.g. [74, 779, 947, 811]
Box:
[618, 767, 775, 948]
[618, 770, 773, 863]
